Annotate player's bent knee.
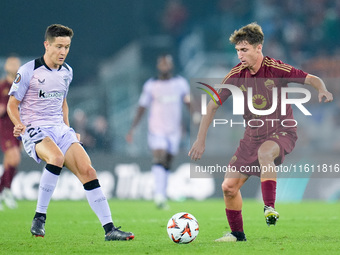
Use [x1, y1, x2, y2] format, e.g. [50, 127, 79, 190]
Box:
[221, 180, 238, 198]
[258, 141, 279, 164]
[258, 150, 275, 165]
[81, 165, 97, 182]
[8, 159, 21, 168]
[5, 147, 21, 166]
[152, 156, 171, 170]
[48, 154, 65, 168]
[5, 156, 21, 167]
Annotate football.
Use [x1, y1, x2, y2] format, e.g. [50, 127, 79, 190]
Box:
[166, 212, 199, 244]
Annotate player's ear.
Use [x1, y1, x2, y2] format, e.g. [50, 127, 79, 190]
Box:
[257, 44, 262, 52]
[44, 40, 49, 50]
[44, 40, 53, 51]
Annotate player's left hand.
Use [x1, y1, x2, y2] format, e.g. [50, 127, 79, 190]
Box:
[188, 139, 205, 161]
[13, 124, 26, 137]
[318, 90, 333, 103]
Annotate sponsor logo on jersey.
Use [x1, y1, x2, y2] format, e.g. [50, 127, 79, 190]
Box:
[38, 89, 63, 99]
[252, 94, 267, 109]
[38, 78, 45, 84]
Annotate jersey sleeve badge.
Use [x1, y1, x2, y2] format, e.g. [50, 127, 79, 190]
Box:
[14, 73, 21, 84]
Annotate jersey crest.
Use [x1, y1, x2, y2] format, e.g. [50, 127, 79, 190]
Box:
[14, 73, 21, 84]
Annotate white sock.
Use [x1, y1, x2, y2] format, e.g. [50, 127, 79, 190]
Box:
[152, 164, 168, 202]
[85, 187, 112, 226]
[36, 168, 59, 214]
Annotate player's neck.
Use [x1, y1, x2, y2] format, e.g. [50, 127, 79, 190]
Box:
[159, 73, 172, 80]
[248, 55, 264, 75]
[43, 55, 60, 70]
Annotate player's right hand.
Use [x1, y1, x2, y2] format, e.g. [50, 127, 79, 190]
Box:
[13, 124, 26, 137]
[188, 140, 205, 161]
[318, 90, 333, 103]
[125, 131, 134, 143]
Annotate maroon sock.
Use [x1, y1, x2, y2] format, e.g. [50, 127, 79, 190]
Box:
[8, 166, 17, 187]
[0, 174, 4, 193]
[0, 166, 17, 190]
[261, 180, 276, 208]
[0, 171, 9, 192]
[225, 209, 243, 232]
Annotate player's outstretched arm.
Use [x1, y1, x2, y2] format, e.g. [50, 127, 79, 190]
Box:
[7, 95, 25, 137]
[126, 106, 146, 143]
[304, 74, 333, 103]
[188, 100, 219, 161]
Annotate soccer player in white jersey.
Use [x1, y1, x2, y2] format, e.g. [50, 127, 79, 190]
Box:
[7, 24, 134, 241]
[126, 55, 190, 209]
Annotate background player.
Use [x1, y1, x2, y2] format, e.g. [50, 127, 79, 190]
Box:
[188, 23, 333, 242]
[6, 24, 134, 241]
[126, 54, 190, 209]
[0, 56, 21, 210]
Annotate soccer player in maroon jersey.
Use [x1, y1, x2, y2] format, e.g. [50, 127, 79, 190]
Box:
[0, 56, 21, 210]
[188, 23, 333, 242]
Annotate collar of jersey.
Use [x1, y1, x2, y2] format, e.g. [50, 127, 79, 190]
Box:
[40, 56, 63, 71]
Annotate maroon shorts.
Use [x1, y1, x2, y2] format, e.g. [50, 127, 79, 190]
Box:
[0, 117, 20, 152]
[228, 130, 297, 177]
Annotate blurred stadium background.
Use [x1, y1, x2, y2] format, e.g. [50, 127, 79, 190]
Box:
[1, 0, 340, 202]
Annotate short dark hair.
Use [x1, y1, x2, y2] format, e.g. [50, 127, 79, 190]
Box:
[157, 54, 173, 62]
[229, 22, 264, 46]
[45, 24, 74, 42]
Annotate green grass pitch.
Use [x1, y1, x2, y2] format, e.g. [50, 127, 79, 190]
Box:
[0, 199, 339, 254]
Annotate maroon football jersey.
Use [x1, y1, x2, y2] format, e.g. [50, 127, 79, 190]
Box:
[0, 79, 19, 151]
[218, 56, 308, 139]
[0, 79, 11, 119]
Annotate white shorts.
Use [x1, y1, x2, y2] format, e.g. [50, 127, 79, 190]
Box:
[147, 132, 181, 155]
[21, 124, 79, 163]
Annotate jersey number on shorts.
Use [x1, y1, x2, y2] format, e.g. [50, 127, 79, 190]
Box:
[27, 127, 42, 138]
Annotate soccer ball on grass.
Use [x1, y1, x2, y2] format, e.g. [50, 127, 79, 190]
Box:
[166, 212, 199, 244]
